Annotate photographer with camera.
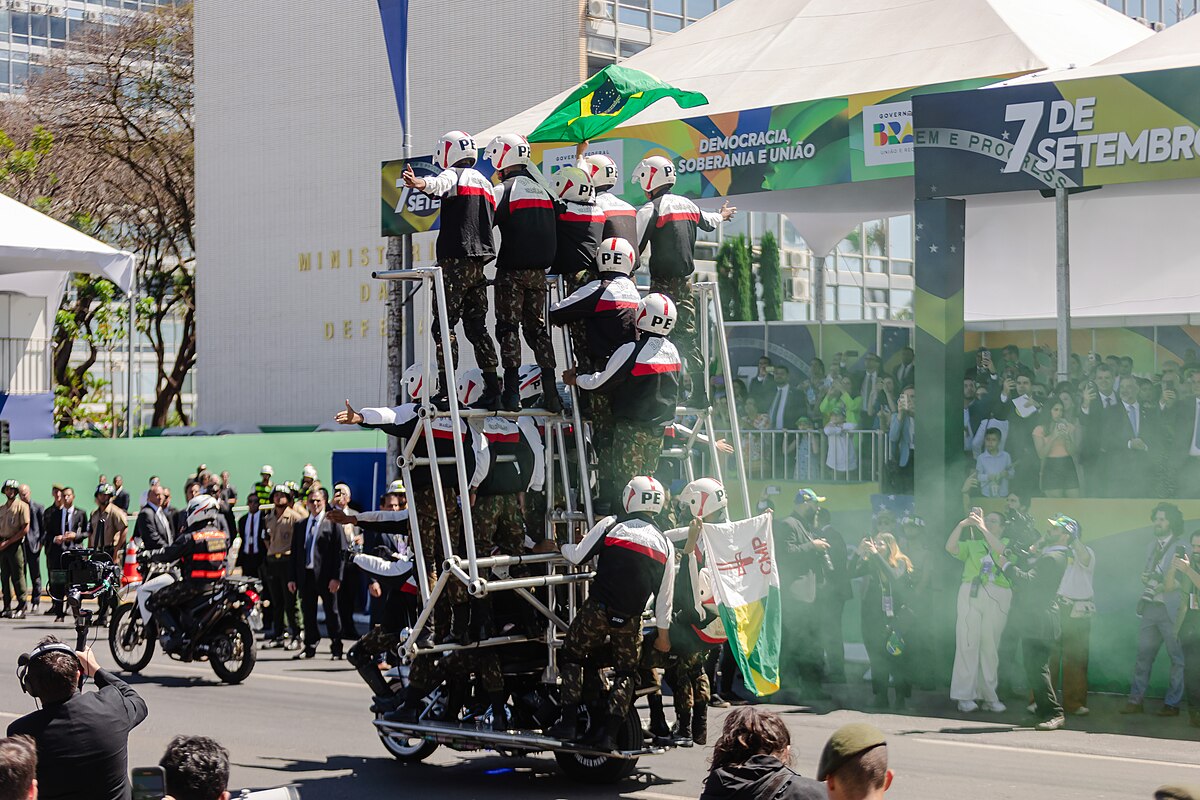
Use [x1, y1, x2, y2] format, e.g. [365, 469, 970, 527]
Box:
[1122, 502, 1188, 717]
[1164, 529, 1200, 728]
[7, 638, 147, 800]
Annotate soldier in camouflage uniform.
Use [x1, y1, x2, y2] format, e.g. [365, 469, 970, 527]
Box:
[387, 645, 508, 731]
[434, 259, 500, 381]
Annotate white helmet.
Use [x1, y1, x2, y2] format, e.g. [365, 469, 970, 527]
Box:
[623, 475, 666, 515]
[402, 363, 437, 400]
[185, 494, 220, 528]
[302, 464, 318, 479]
[636, 293, 677, 336]
[552, 165, 594, 204]
[518, 364, 543, 404]
[484, 133, 532, 171]
[434, 130, 478, 170]
[582, 153, 619, 189]
[456, 368, 486, 408]
[260, 465, 274, 477]
[633, 156, 676, 193]
[595, 237, 637, 276]
[679, 478, 727, 520]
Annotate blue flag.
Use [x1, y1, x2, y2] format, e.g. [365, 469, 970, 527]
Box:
[377, 0, 410, 125]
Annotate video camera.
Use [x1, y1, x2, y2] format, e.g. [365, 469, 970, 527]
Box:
[49, 549, 122, 610]
[1138, 542, 1190, 615]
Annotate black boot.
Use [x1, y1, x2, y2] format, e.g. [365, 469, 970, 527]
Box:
[546, 704, 580, 741]
[542, 383, 563, 414]
[490, 691, 510, 732]
[470, 598, 494, 644]
[441, 604, 474, 646]
[671, 716, 693, 747]
[692, 703, 708, 746]
[385, 691, 428, 723]
[501, 368, 521, 412]
[581, 714, 624, 752]
[478, 371, 502, 411]
[647, 694, 671, 744]
[689, 374, 709, 408]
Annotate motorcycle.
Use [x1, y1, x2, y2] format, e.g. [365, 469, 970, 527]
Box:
[108, 561, 262, 684]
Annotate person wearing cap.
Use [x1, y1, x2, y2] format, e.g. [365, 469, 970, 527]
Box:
[0, 480, 31, 619]
[296, 464, 318, 509]
[699, 706, 825, 800]
[89, 484, 128, 626]
[975, 511, 1074, 730]
[819, 722, 893, 800]
[1051, 515, 1096, 717]
[253, 466, 275, 508]
[774, 489, 833, 701]
[262, 484, 305, 649]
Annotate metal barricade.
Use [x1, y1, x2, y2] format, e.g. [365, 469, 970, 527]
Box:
[708, 428, 888, 483]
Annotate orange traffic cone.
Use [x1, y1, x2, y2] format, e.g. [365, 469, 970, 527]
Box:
[122, 541, 140, 585]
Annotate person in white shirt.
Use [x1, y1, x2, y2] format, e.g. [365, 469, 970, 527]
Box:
[823, 412, 858, 477]
[1052, 529, 1095, 716]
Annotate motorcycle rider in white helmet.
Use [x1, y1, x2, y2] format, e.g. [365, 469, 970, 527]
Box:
[564, 292, 681, 512]
[402, 131, 502, 410]
[484, 133, 561, 413]
[548, 475, 676, 751]
[633, 155, 736, 404]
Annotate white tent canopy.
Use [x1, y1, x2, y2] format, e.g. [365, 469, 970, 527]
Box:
[479, 0, 1150, 257]
[965, 18, 1200, 325]
[0, 190, 134, 298]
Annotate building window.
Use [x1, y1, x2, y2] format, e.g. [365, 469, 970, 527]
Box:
[890, 289, 914, 319]
[619, 40, 647, 57]
[587, 34, 616, 55]
[653, 13, 683, 31]
[617, 5, 649, 27]
[687, 0, 716, 16]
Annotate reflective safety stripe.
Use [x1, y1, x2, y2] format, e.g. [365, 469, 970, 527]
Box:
[189, 569, 226, 579]
[192, 552, 225, 561]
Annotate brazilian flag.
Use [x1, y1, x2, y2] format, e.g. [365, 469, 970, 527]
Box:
[527, 65, 708, 144]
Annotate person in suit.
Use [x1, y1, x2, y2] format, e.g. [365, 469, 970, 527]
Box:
[111, 475, 130, 512]
[288, 487, 344, 660]
[1160, 368, 1200, 498]
[236, 493, 266, 581]
[892, 347, 915, 390]
[133, 485, 173, 551]
[44, 487, 89, 621]
[18, 485, 44, 612]
[765, 365, 807, 429]
[747, 356, 775, 410]
[1103, 377, 1156, 498]
[1077, 364, 1119, 496]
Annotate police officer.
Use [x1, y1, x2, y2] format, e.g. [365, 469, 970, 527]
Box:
[138, 494, 230, 648]
[633, 156, 735, 402]
[548, 476, 676, 752]
[577, 146, 639, 264]
[564, 293, 681, 512]
[484, 133, 560, 413]
[550, 164, 605, 373]
[403, 130, 502, 409]
[549, 237, 640, 374]
[335, 363, 489, 643]
[253, 466, 274, 508]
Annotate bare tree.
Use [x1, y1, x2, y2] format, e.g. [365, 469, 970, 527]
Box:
[25, 4, 195, 427]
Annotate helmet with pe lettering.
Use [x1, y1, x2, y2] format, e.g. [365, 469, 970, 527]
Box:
[581, 153, 619, 189]
[633, 155, 676, 193]
[434, 130, 478, 170]
[636, 292, 677, 336]
[595, 236, 637, 276]
[402, 362, 437, 401]
[484, 133, 533, 171]
[518, 364, 544, 405]
[185, 494, 220, 528]
[679, 478, 727, 520]
[456, 368, 486, 408]
[623, 475, 666, 515]
[552, 165, 594, 204]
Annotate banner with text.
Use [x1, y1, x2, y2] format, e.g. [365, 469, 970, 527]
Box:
[913, 66, 1200, 197]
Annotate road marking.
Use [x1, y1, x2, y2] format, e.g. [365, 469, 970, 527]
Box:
[153, 662, 363, 690]
[914, 736, 1200, 770]
[0, 711, 20, 719]
[626, 792, 696, 800]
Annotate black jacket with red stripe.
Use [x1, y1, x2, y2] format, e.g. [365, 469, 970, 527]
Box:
[636, 192, 723, 279]
[549, 273, 639, 364]
[144, 522, 229, 584]
[595, 191, 640, 264]
[552, 199, 604, 277]
[576, 334, 681, 424]
[472, 415, 544, 496]
[562, 512, 675, 622]
[418, 166, 497, 262]
[492, 169, 556, 271]
[358, 404, 489, 491]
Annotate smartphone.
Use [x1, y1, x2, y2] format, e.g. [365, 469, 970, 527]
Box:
[131, 767, 166, 800]
[765, 485, 780, 496]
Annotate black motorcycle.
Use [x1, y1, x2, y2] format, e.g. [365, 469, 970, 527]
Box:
[108, 562, 262, 684]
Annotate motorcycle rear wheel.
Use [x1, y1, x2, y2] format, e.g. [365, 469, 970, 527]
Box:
[209, 618, 257, 684]
[108, 603, 157, 673]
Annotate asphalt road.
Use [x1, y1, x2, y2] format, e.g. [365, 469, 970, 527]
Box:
[0, 615, 1198, 799]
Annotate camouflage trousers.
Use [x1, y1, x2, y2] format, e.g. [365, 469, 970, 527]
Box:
[472, 492, 526, 555]
[433, 258, 499, 372]
[600, 419, 665, 510]
[640, 645, 709, 719]
[413, 486, 467, 614]
[495, 268, 556, 372]
[347, 625, 401, 667]
[408, 648, 503, 696]
[651, 274, 702, 388]
[560, 268, 596, 372]
[559, 598, 642, 718]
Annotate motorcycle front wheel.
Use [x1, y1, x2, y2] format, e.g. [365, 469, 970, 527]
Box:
[108, 603, 157, 673]
[208, 618, 257, 684]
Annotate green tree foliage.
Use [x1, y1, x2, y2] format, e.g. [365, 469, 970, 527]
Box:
[758, 230, 782, 322]
[716, 235, 755, 321]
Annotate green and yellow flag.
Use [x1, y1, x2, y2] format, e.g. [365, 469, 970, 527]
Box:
[527, 64, 708, 144]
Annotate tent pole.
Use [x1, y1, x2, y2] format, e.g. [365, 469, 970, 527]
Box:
[125, 269, 136, 439]
[1055, 188, 1071, 385]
